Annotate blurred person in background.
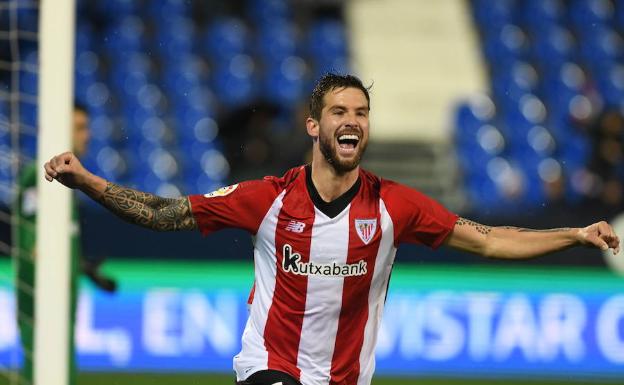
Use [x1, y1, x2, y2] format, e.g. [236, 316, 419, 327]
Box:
[43, 74, 620, 385]
[587, 108, 624, 209]
[219, 100, 312, 183]
[15, 104, 117, 385]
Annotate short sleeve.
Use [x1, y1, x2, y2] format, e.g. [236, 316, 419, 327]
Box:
[188, 178, 280, 236]
[381, 180, 458, 249]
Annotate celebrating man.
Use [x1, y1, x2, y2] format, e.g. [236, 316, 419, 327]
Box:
[44, 74, 619, 385]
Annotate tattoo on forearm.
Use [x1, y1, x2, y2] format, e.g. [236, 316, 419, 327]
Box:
[97, 182, 197, 231]
[456, 217, 492, 235]
[501, 226, 571, 233]
[102, 183, 178, 209]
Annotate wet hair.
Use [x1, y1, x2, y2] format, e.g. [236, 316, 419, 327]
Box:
[309, 73, 371, 120]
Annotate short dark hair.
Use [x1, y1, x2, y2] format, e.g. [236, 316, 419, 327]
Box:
[74, 101, 88, 115]
[309, 73, 371, 120]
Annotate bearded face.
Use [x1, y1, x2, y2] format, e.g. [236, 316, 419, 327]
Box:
[318, 123, 368, 174]
[315, 87, 370, 174]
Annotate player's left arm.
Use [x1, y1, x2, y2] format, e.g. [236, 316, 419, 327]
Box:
[445, 217, 620, 259]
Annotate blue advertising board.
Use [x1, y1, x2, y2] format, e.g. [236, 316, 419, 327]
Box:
[0, 260, 623, 380]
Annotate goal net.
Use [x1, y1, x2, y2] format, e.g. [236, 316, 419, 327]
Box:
[0, 1, 75, 385]
[0, 1, 39, 384]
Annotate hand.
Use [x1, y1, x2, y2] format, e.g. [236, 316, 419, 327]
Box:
[82, 259, 118, 293]
[43, 151, 90, 189]
[577, 221, 620, 255]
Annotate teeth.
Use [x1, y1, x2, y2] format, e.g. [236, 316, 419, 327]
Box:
[338, 134, 359, 141]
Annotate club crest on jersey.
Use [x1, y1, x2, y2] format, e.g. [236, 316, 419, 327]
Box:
[204, 184, 239, 198]
[355, 219, 377, 244]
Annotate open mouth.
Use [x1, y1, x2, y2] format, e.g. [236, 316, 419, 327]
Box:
[337, 134, 360, 151]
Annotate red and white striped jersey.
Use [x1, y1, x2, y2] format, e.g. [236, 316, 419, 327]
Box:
[189, 166, 458, 385]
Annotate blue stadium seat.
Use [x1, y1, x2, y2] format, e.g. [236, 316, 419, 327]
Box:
[173, 87, 217, 124]
[179, 115, 218, 147]
[307, 19, 348, 60]
[76, 50, 101, 81]
[123, 106, 159, 137]
[465, 173, 505, 211]
[263, 56, 307, 105]
[492, 61, 539, 102]
[569, 0, 614, 28]
[203, 18, 249, 61]
[89, 113, 116, 142]
[559, 132, 591, 171]
[102, 16, 146, 55]
[313, 56, 350, 78]
[522, 0, 564, 29]
[156, 16, 195, 57]
[466, 0, 624, 209]
[212, 57, 256, 107]
[51, 0, 354, 193]
[256, 22, 299, 64]
[455, 95, 496, 137]
[472, 0, 516, 34]
[595, 64, 624, 105]
[247, 0, 291, 26]
[148, 0, 189, 22]
[75, 23, 94, 52]
[161, 57, 206, 97]
[117, 52, 155, 75]
[501, 93, 547, 135]
[541, 60, 585, 93]
[532, 26, 576, 67]
[483, 24, 530, 65]
[197, 148, 230, 181]
[189, 172, 222, 196]
[99, 0, 139, 17]
[578, 26, 624, 64]
[140, 116, 169, 144]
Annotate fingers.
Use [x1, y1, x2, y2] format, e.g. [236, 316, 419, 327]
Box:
[596, 221, 621, 255]
[43, 152, 74, 181]
[605, 234, 620, 255]
[51, 152, 72, 172]
[43, 161, 55, 181]
[587, 233, 610, 251]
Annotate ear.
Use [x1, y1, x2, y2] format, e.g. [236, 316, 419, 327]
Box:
[306, 117, 319, 140]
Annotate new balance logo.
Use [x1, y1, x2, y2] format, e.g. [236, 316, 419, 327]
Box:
[281, 244, 367, 277]
[285, 220, 306, 233]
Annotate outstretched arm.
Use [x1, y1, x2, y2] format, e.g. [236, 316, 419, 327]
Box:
[44, 152, 196, 231]
[95, 182, 196, 231]
[446, 217, 620, 259]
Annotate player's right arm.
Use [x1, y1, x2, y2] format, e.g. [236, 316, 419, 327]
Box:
[44, 152, 196, 231]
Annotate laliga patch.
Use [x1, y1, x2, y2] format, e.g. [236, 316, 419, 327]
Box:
[204, 184, 239, 198]
[355, 218, 377, 245]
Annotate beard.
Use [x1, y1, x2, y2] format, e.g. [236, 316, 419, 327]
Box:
[318, 127, 368, 174]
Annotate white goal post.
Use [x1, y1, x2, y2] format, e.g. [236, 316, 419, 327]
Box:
[35, 0, 75, 385]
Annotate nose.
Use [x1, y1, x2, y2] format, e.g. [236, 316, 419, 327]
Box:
[344, 112, 359, 128]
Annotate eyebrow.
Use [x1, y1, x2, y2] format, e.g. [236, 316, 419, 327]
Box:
[328, 105, 369, 112]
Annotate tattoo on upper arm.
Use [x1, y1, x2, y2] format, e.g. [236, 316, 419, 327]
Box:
[152, 197, 197, 231]
[456, 217, 492, 235]
[97, 182, 197, 231]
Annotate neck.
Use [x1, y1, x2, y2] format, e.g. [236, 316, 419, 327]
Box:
[310, 156, 359, 202]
